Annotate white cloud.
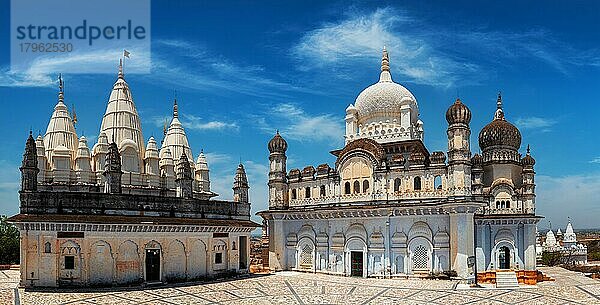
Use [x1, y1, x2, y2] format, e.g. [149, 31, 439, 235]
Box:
[536, 174, 600, 230]
[148, 114, 238, 133]
[203, 152, 232, 165]
[589, 157, 600, 164]
[293, 7, 478, 86]
[515, 117, 557, 130]
[256, 103, 344, 143]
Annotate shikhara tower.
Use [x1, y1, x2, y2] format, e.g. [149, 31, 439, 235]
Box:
[10, 62, 259, 288]
[259, 48, 541, 279]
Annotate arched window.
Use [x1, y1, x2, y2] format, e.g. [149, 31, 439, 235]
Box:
[305, 187, 311, 198]
[413, 177, 422, 191]
[496, 201, 500, 209]
[344, 182, 351, 194]
[363, 180, 369, 193]
[44, 242, 51, 253]
[434, 176, 442, 190]
[501, 201, 505, 209]
[320, 185, 326, 197]
[394, 178, 401, 192]
[506, 201, 510, 209]
[291, 189, 297, 199]
[353, 180, 360, 194]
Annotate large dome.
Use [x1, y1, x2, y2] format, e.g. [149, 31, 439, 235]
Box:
[353, 48, 417, 123]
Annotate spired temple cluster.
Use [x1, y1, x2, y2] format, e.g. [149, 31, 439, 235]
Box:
[9, 61, 259, 288]
[537, 220, 588, 265]
[259, 48, 542, 279]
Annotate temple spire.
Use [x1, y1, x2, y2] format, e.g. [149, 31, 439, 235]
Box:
[379, 47, 392, 82]
[496, 91, 503, 109]
[58, 74, 64, 103]
[173, 98, 179, 118]
[118, 59, 124, 79]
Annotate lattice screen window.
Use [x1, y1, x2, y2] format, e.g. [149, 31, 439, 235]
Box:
[299, 244, 313, 269]
[412, 245, 428, 270]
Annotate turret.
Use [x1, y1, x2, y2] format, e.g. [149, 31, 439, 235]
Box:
[521, 145, 536, 214]
[35, 135, 48, 184]
[103, 142, 122, 194]
[267, 131, 288, 208]
[144, 136, 160, 187]
[446, 98, 472, 195]
[159, 146, 175, 189]
[20, 132, 39, 192]
[195, 150, 210, 193]
[175, 152, 193, 198]
[92, 132, 109, 184]
[233, 163, 249, 203]
[44, 74, 78, 171]
[74, 136, 93, 183]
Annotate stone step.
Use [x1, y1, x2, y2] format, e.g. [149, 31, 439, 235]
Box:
[495, 271, 519, 289]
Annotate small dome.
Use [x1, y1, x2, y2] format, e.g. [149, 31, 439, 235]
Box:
[446, 98, 471, 125]
[522, 145, 536, 166]
[478, 94, 521, 151]
[268, 131, 287, 153]
[471, 153, 483, 166]
[346, 104, 357, 114]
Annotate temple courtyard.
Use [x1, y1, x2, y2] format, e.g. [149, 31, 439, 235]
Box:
[1, 267, 599, 305]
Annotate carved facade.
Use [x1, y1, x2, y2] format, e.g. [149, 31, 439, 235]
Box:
[9, 66, 258, 287]
[259, 49, 541, 278]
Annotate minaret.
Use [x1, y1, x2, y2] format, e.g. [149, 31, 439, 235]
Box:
[233, 163, 250, 203]
[103, 141, 122, 194]
[267, 131, 288, 208]
[175, 151, 193, 198]
[20, 131, 39, 192]
[521, 145, 536, 214]
[445, 98, 472, 195]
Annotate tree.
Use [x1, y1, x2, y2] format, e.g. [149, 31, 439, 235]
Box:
[0, 215, 19, 265]
[540, 251, 562, 267]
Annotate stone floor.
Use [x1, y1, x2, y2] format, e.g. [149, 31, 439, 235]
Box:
[0, 267, 598, 305]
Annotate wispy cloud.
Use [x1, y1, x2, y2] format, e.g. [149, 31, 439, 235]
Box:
[149, 113, 238, 133]
[254, 103, 343, 143]
[293, 7, 600, 86]
[292, 8, 474, 86]
[537, 174, 600, 229]
[203, 152, 233, 165]
[589, 157, 600, 164]
[515, 116, 557, 131]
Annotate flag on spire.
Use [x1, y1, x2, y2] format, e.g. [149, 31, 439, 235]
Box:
[123, 49, 131, 58]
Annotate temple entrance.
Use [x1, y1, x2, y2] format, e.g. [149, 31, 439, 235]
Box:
[350, 251, 363, 277]
[498, 246, 510, 270]
[145, 249, 161, 282]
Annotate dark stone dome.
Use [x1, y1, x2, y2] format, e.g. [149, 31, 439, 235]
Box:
[522, 146, 536, 166]
[478, 119, 521, 151]
[446, 98, 471, 125]
[268, 131, 287, 153]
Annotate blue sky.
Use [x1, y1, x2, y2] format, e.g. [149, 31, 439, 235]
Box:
[1, 0, 599, 229]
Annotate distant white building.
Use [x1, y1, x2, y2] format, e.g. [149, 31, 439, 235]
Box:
[538, 220, 587, 265]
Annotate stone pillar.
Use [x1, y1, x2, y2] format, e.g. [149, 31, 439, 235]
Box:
[449, 211, 474, 278]
[268, 218, 286, 271]
[523, 223, 537, 270]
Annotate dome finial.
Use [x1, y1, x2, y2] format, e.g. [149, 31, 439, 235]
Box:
[173, 98, 178, 118]
[118, 59, 124, 79]
[494, 91, 505, 120]
[379, 47, 392, 82]
[526, 144, 530, 154]
[58, 74, 64, 103]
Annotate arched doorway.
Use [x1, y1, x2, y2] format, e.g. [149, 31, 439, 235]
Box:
[498, 246, 510, 269]
[144, 241, 161, 282]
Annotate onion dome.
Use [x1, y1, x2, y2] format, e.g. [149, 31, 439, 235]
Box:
[98, 60, 145, 171]
[471, 153, 483, 166]
[430, 151, 446, 164]
[268, 130, 288, 153]
[354, 48, 418, 125]
[44, 74, 78, 161]
[163, 99, 194, 164]
[478, 93, 522, 151]
[446, 98, 471, 125]
[521, 145, 536, 166]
